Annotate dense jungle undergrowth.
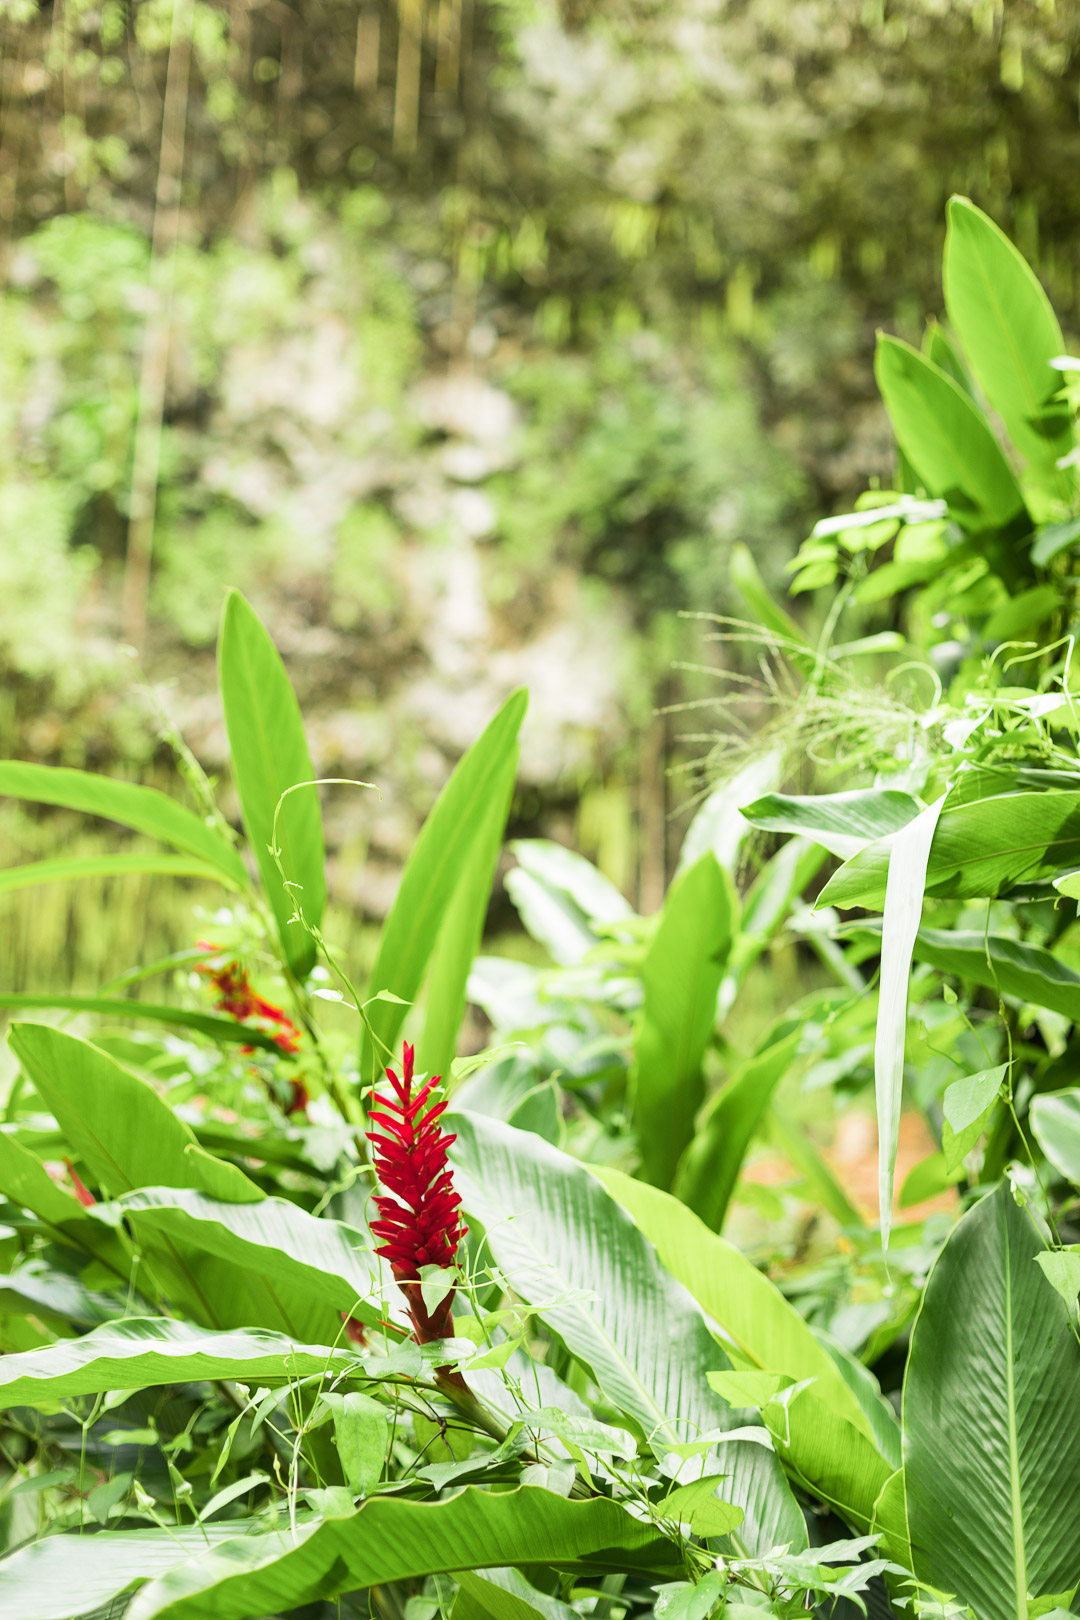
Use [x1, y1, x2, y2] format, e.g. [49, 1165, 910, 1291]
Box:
[4, 198, 1080, 1620]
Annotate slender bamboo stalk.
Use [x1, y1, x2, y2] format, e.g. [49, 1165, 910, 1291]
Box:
[121, 0, 193, 655]
[393, 0, 423, 155]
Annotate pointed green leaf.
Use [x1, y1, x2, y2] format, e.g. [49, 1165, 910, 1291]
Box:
[874, 335, 1026, 529]
[1031, 1089, 1080, 1185]
[362, 690, 527, 1082]
[904, 1184, 1080, 1619]
[219, 590, 326, 979]
[943, 196, 1074, 488]
[0, 763, 246, 887]
[632, 853, 735, 1190]
[0, 853, 232, 893]
[739, 789, 922, 861]
[0, 995, 285, 1051]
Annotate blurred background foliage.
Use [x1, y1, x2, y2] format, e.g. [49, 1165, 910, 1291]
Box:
[3, 0, 1080, 984]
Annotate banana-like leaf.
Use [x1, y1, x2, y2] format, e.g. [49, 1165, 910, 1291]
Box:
[119, 1187, 384, 1328]
[361, 689, 527, 1083]
[845, 923, 1080, 1024]
[417, 752, 518, 1080]
[0, 1525, 254, 1620]
[821, 790, 1080, 912]
[904, 1183, 1080, 1618]
[739, 789, 922, 861]
[943, 196, 1074, 488]
[448, 1111, 806, 1557]
[1030, 1089, 1080, 1184]
[0, 995, 284, 1051]
[874, 335, 1026, 530]
[674, 1029, 801, 1231]
[632, 853, 735, 1190]
[0, 853, 233, 893]
[511, 838, 635, 927]
[593, 1169, 871, 1438]
[219, 590, 326, 980]
[0, 1316, 353, 1410]
[7, 1023, 261, 1200]
[874, 797, 946, 1246]
[0, 762, 246, 888]
[122, 1487, 678, 1620]
[454, 1565, 579, 1620]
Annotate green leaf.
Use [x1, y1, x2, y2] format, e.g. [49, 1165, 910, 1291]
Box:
[1031, 1089, 1080, 1184]
[907, 927, 1080, 1023]
[322, 1390, 387, 1496]
[0, 1525, 256, 1620]
[0, 995, 285, 1051]
[118, 1186, 383, 1328]
[674, 1028, 801, 1232]
[507, 1080, 564, 1146]
[632, 853, 735, 1190]
[658, 1476, 743, 1538]
[1034, 1249, 1080, 1316]
[874, 797, 946, 1246]
[766, 1108, 866, 1230]
[594, 1170, 875, 1441]
[739, 789, 922, 860]
[677, 751, 783, 878]
[761, 1384, 893, 1534]
[454, 1566, 579, 1620]
[361, 690, 527, 1083]
[449, 1112, 806, 1558]
[728, 542, 813, 657]
[417, 750, 519, 1079]
[0, 1317, 353, 1410]
[943, 196, 1074, 489]
[0, 853, 232, 893]
[820, 791, 1080, 911]
[511, 839, 635, 928]
[904, 1184, 1080, 1619]
[219, 590, 326, 980]
[898, 1151, 963, 1207]
[874, 334, 1026, 529]
[7, 1023, 262, 1200]
[941, 1065, 1007, 1172]
[0, 763, 246, 889]
[123, 1487, 678, 1620]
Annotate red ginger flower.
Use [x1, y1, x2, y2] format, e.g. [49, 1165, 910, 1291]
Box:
[367, 1042, 466, 1343]
[197, 944, 302, 1058]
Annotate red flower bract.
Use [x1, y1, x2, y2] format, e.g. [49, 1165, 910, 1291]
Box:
[367, 1042, 466, 1343]
[196, 944, 302, 1056]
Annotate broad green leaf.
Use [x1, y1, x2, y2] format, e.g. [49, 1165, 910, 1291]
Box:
[1031, 1089, 1080, 1184]
[417, 751, 518, 1080]
[0, 1317, 352, 1410]
[448, 1112, 806, 1557]
[507, 1080, 563, 1145]
[594, 1169, 873, 1439]
[874, 797, 946, 1246]
[898, 1151, 963, 1207]
[0, 994, 285, 1051]
[874, 335, 1026, 530]
[924, 319, 974, 395]
[0, 853, 230, 893]
[454, 1566, 579, 1620]
[322, 1390, 387, 1496]
[0, 1127, 119, 1248]
[362, 689, 527, 1083]
[674, 1029, 801, 1231]
[511, 839, 634, 927]
[904, 1184, 1080, 1619]
[872, 1469, 912, 1570]
[820, 791, 1080, 912]
[739, 789, 922, 861]
[0, 763, 246, 888]
[7, 1023, 262, 1200]
[219, 590, 326, 979]
[125, 1488, 678, 1620]
[632, 853, 735, 1190]
[677, 751, 783, 878]
[0, 1525, 256, 1620]
[1034, 1249, 1080, 1316]
[943, 196, 1074, 489]
[119, 1186, 383, 1328]
[505, 867, 603, 966]
[861, 926, 1080, 1025]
